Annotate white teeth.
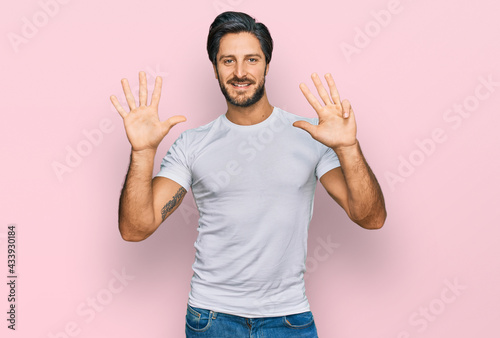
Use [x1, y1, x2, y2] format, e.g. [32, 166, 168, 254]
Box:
[233, 83, 249, 87]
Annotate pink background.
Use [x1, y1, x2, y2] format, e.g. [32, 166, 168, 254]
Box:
[1, 0, 499, 337]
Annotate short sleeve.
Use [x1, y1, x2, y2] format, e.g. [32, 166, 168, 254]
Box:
[315, 145, 341, 179]
[307, 117, 341, 179]
[154, 131, 192, 192]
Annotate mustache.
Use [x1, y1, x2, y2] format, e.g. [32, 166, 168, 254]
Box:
[227, 77, 255, 84]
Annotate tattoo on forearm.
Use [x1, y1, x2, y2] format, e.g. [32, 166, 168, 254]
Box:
[161, 187, 186, 221]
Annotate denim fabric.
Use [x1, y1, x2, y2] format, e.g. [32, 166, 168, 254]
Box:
[185, 304, 319, 337]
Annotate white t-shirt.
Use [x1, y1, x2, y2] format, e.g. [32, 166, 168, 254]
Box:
[155, 106, 340, 317]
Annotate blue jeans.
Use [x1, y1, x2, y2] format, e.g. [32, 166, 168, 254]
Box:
[185, 304, 319, 337]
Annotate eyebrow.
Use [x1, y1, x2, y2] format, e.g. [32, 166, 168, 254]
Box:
[218, 54, 262, 61]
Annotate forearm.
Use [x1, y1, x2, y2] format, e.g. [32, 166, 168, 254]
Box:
[118, 148, 157, 240]
[334, 140, 386, 229]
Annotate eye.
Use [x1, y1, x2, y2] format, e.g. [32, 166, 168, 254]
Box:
[248, 58, 257, 63]
[223, 59, 233, 64]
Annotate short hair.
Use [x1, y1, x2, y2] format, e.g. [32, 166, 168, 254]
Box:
[207, 11, 273, 66]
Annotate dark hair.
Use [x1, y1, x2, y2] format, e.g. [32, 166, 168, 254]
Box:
[207, 11, 273, 66]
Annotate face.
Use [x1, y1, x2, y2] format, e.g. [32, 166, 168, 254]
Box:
[213, 32, 269, 107]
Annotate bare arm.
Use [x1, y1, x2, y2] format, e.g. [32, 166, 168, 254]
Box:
[111, 71, 187, 241]
[319, 141, 386, 229]
[294, 72, 386, 229]
[118, 149, 187, 241]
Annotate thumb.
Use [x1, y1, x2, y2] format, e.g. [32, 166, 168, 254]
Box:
[293, 120, 317, 137]
[161, 115, 187, 135]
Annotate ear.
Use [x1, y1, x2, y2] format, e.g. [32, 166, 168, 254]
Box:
[265, 63, 270, 76]
[213, 63, 218, 80]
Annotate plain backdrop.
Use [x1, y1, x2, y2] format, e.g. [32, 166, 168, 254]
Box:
[1, 0, 499, 337]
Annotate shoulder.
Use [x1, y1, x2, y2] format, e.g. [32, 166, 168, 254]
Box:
[177, 115, 225, 142]
[170, 114, 230, 156]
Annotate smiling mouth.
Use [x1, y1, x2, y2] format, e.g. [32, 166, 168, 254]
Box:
[231, 82, 252, 90]
[231, 82, 251, 89]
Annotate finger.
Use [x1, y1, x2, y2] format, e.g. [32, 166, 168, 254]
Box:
[161, 115, 187, 135]
[299, 83, 323, 113]
[110, 95, 127, 119]
[292, 120, 318, 137]
[139, 71, 148, 106]
[341, 99, 351, 119]
[311, 73, 332, 106]
[325, 73, 341, 106]
[150, 76, 162, 108]
[349, 103, 355, 120]
[121, 78, 137, 110]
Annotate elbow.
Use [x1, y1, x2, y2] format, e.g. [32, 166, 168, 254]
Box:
[361, 218, 385, 230]
[120, 232, 147, 242]
[353, 208, 387, 230]
[118, 221, 152, 242]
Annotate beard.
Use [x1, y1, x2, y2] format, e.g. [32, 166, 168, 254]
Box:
[217, 69, 266, 108]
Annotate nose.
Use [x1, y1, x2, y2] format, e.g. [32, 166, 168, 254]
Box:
[233, 61, 247, 79]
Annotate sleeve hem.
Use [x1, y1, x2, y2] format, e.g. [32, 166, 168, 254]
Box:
[316, 160, 341, 180]
[154, 172, 191, 192]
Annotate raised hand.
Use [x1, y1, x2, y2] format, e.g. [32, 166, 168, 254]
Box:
[293, 73, 357, 151]
[110, 71, 186, 152]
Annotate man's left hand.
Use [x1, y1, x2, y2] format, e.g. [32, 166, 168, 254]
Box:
[293, 73, 357, 151]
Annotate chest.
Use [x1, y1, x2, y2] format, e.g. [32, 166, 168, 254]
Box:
[190, 128, 320, 196]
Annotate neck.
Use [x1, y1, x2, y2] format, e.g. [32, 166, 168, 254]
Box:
[225, 92, 274, 125]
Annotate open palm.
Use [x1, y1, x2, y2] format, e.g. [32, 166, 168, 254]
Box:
[293, 73, 357, 151]
[110, 71, 186, 152]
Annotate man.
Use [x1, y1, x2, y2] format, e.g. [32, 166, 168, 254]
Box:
[110, 11, 386, 338]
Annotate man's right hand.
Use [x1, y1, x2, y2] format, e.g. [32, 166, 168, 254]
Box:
[110, 71, 186, 152]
